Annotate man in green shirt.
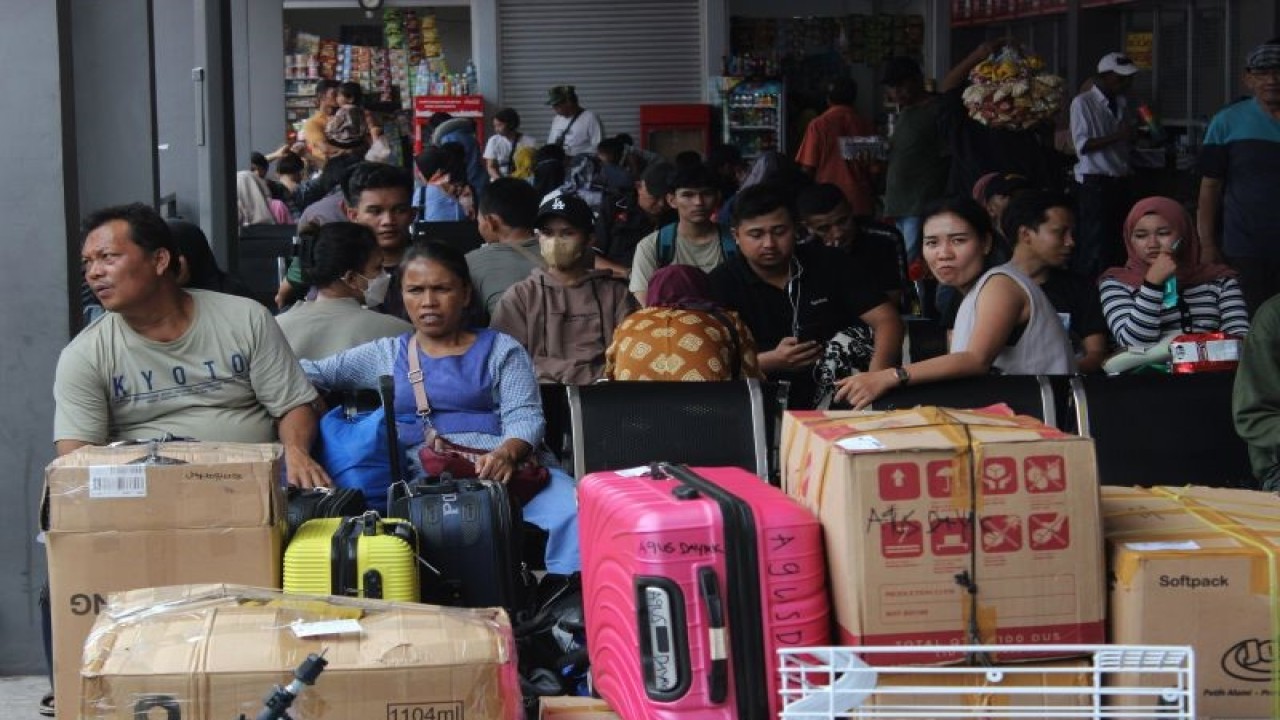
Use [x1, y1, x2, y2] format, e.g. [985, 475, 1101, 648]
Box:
[881, 56, 949, 261]
[56, 203, 329, 488]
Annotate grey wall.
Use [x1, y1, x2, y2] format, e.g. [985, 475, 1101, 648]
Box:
[0, 0, 76, 674]
[232, 0, 286, 170]
[71, 0, 159, 212]
[155, 0, 201, 221]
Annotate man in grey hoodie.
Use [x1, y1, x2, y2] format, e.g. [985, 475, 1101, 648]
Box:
[491, 194, 637, 384]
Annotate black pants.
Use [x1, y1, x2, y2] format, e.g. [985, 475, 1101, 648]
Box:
[1072, 175, 1130, 280]
[41, 581, 52, 689]
[1228, 255, 1280, 316]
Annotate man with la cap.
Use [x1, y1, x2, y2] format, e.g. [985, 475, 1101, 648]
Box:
[1198, 38, 1280, 312]
[1070, 51, 1141, 279]
[546, 85, 604, 157]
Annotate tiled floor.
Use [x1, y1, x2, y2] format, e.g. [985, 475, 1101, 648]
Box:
[0, 676, 46, 720]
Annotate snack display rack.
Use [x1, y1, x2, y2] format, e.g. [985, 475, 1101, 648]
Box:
[777, 644, 1196, 719]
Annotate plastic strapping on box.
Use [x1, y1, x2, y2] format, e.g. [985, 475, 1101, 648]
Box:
[957, 424, 992, 664]
[1151, 487, 1280, 716]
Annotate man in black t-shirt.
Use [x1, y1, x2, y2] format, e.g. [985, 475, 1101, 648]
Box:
[797, 183, 908, 311]
[710, 184, 903, 408]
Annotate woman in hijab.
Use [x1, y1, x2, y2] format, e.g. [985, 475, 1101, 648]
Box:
[1099, 196, 1249, 349]
[604, 264, 762, 381]
[236, 169, 282, 225]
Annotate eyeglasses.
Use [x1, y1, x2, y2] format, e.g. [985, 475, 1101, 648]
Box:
[1247, 67, 1280, 78]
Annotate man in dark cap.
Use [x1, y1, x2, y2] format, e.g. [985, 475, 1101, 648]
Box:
[1198, 38, 1280, 312]
[546, 85, 604, 157]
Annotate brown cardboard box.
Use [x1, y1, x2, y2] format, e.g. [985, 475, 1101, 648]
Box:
[1103, 486, 1280, 720]
[81, 584, 521, 720]
[781, 407, 1105, 663]
[539, 696, 623, 719]
[42, 442, 285, 720]
[868, 659, 1092, 713]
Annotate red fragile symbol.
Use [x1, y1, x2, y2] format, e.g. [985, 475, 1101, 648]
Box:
[1024, 456, 1065, 493]
[981, 458, 1018, 495]
[931, 521, 972, 556]
[878, 463, 920, 501]
[979, 515, 1022, 553]
[927, 460, 956, 498]
[1028, 513, 1070, 550]
[880, 520, 924, 558]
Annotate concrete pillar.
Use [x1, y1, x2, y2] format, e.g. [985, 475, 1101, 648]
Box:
[70, 0, 160, 213]
[0, 0, 78, 674]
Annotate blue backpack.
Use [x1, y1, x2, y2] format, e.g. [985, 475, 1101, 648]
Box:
[655, 222, 737, 268]
[315, 378, 408, 514]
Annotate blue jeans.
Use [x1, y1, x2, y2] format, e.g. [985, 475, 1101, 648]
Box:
[522, 468, 580, 574]
[895, 216, 923, 262]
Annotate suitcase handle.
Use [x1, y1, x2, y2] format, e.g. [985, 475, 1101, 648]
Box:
[699, 566, 729, 704]
[636, 577, 690, 701]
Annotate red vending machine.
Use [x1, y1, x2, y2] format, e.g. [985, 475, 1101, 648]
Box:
[413, 95, 485, 155]
[639, 104, 713, 159]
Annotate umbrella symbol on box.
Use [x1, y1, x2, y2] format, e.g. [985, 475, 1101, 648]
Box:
[927, 460, 955, 497]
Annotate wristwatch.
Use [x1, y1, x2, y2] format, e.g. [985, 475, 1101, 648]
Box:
[894, 367, 911, 386]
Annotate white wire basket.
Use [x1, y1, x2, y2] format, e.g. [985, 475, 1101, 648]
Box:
[778, 644, 1195, 719]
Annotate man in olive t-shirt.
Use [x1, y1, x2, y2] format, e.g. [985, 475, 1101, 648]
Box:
[56, 203, 329, 488]
[881, 57, 948, 261]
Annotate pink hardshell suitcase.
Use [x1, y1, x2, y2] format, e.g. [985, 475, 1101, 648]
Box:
[579, 463, 830, 720]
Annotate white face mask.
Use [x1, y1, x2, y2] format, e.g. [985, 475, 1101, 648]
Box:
[361, 272, 391, 307]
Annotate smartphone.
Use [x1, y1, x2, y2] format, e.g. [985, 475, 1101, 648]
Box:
[795, 324, 825, 345]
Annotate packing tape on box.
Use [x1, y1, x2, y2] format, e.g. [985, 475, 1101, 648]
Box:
[1151, 487, 1280, 715]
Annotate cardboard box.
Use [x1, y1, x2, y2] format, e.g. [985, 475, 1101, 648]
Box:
[81, 584, 522, 720]
[539, 696, 623, 719]
[42, 442, 285, 720]
[781, 408, 1106, 663]
[1103, 486, 1280, 720]
[868, 659, 1091, 713]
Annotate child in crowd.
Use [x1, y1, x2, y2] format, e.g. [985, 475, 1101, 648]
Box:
[324, 82, 368, 154]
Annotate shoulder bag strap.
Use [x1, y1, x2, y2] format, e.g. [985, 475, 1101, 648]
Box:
[555, 111, 583, 146]
[503, 133, 521, 172]
[406, 337, 432, 417]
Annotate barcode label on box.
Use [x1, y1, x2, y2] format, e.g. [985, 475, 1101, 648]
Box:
[88, 465, 148, 498]
[292, 619, 363, 638]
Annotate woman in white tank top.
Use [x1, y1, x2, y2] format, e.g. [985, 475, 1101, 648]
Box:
[835, 196, 1075, 409]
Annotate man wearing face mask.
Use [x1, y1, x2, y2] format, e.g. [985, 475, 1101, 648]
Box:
[276, 222, 412, 361]
[490, 194, 637, 384]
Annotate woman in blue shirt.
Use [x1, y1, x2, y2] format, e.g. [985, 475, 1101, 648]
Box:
[302, 242, 579, 574]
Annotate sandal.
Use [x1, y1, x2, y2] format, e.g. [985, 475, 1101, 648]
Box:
[39, 692, 55, 717]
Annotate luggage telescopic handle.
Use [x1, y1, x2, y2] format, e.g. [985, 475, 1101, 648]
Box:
[379, 374, 404, 495]
[698, 566, 729, 704]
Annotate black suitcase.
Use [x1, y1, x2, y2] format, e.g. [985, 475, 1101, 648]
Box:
[284, 487, 367, 543]
[389, 476, 534, 614]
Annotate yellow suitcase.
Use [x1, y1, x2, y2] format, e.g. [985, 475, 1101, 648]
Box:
[284, 512, 420, 601]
